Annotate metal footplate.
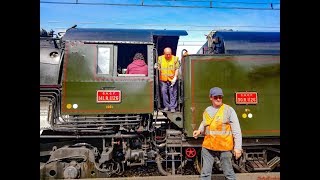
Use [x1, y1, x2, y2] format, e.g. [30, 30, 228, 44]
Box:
[245, 151, 271, 172]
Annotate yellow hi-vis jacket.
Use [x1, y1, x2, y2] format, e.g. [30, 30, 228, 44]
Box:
[202, 104, 234, 151]
[158, 55, 179, 82]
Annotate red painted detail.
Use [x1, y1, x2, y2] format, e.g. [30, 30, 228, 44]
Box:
[96, 90, 121, 103]
[235, 92, 258, 105]
[185, 147, 197, 158]
[155, 136, 165, 140]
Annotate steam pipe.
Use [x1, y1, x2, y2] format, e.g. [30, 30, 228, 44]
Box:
[69, 115, 140, 120]
[153, 142, 166, 148]
[58, 122, 140, 126]
[156, 154, 170, 176]
[40, 134, 138, 139]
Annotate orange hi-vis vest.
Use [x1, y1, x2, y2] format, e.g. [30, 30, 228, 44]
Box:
[158, 55, 178, 82]
[202, 104, 234, 151]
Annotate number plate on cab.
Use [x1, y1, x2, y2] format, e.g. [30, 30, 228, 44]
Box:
[235, 92, 258, 105]
[96, 90, 121, 103]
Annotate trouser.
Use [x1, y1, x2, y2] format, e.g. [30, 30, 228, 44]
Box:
[160, 81, 177, 110]
[200, 147, 236, 180]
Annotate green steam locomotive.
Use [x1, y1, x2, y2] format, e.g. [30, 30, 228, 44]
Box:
[40, 27, 279, 179]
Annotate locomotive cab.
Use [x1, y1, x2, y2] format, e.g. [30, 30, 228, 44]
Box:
[40, 27, 188, 136]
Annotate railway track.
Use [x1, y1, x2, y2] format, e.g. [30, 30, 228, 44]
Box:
[78, 163, 280, 180]
[83, 172, 280, 180]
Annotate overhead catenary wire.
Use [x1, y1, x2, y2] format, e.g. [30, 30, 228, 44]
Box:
[41, 0, 279, 38]
[40, 0, 280, 10]
[152, 0, 280, 5]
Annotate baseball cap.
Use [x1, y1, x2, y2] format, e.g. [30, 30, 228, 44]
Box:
[209, 87, 224, 97]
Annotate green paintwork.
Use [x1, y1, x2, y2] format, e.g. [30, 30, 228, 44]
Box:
[62, 42, 153, 115]
[183, 55, 280, 137]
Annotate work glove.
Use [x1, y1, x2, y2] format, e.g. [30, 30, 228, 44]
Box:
[170, 76, 177, 87]
[154, 63, 159, 69]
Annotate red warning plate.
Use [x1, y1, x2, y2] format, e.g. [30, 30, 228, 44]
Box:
[96, 90, 121, 103]
[235, 92, 258, 105]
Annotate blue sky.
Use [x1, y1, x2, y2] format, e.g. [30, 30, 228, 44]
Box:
[40, 0, 280, 55]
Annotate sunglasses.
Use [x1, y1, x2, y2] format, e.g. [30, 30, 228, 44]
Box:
[213, 95, 223, 100]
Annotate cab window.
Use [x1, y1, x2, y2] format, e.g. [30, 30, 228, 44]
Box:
[116, 44, 148, 77]
[97, 46, 112, 74]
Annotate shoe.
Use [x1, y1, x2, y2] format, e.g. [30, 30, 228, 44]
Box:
[163, 107, 169, 111]
[170, 109, 176, 113]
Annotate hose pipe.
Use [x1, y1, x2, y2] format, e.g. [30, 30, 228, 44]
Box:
[156, 154, 170, 176]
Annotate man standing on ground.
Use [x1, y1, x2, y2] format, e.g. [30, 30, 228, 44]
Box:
[193, 87, 242, 180]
